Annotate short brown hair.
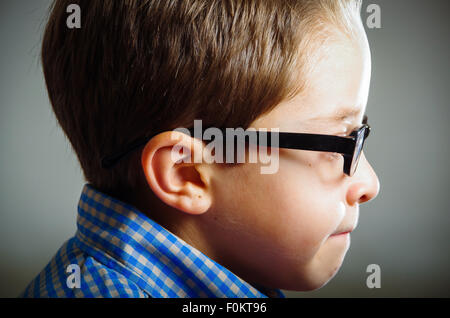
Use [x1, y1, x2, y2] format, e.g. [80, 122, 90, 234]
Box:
[42, 0, 362, 198]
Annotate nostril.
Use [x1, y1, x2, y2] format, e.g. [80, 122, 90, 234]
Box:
[359, 194, 369, 204]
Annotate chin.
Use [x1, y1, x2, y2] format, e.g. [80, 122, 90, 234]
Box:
[289, 274, 341, 292]
[292, 276, 335, 292]
[281, 259, 346, 292]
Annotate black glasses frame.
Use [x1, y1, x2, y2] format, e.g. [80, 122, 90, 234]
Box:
[101, 116, 370, 176]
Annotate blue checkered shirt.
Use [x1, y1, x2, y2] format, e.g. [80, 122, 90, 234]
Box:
[20, 184, 284, 298]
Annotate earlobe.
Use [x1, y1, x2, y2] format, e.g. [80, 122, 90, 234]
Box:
[141, 131, 212, 215]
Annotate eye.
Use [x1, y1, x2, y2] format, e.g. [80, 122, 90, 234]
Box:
[336, 129, 352, 137]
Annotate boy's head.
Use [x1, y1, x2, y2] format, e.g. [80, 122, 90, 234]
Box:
[43, 0, 379, 291]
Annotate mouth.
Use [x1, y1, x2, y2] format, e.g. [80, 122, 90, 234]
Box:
[330, 227, 354, 236]
[331, 231, 351, 236]
[330, 222, 356, 237]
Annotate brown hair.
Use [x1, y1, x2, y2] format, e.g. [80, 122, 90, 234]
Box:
[42, 0, 362, 199]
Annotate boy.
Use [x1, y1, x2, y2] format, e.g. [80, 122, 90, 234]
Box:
[21, 0, 379, 298]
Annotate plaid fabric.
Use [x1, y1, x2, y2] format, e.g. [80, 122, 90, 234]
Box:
[20, 184, 285, 298]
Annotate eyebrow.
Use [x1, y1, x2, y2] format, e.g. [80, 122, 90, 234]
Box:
[314, 107, 363, 122]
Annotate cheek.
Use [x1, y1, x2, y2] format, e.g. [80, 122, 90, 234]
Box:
[268, 158, 346, 261]
[208, 151, 347, 263]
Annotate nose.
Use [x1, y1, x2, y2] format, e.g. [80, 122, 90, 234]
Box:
[346, 152, 380, 206]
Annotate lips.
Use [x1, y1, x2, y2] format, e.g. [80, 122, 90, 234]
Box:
[331, 228, 353, 236]
[332, 231, 350, 236]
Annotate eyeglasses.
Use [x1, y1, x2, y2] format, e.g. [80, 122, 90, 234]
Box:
[101, 115, 371, 177]
[253, 115, 371, 176]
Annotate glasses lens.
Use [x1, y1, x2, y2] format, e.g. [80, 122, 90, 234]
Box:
[350, 127, 366, 176]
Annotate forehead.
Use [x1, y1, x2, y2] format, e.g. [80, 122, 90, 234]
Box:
[251, 30, 372, 129]
[280, 38, 371, 122]
[294, 33, 372, 118]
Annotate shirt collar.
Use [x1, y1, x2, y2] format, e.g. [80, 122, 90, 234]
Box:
[75, 184, 284, 298]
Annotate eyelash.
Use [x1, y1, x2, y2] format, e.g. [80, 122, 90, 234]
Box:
[338, 114, 366, 135]
[339, 123, 361, 137]
[337, 130, 352, 137]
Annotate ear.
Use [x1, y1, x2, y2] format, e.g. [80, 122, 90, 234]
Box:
[141, 130, 212, 215]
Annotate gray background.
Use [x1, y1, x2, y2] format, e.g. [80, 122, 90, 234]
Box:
[0, 0, 449, 298]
